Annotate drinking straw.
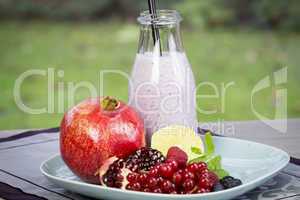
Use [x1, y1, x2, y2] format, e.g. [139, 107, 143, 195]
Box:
[147, 0, 162, 55]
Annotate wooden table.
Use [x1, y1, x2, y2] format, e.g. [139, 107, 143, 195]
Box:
[0, 119, 300, 200]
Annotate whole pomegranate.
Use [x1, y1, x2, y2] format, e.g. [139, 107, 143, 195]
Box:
[60, 96, 145, 183]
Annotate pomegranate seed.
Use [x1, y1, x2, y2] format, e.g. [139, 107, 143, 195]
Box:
[126, 183, 133, 190]
[157, 176, 164, 184]
[115, 173, 123, 181]
[143, 188, 151, 193]
[148, 168, 159, 177]
[131, 182, 141, 191]
[152, 188, 162, 193]
[148, 177, 158, 189]
[179, 190, 186, 194]
[138, 173, 148, 184]
[170, 190, 178, 194]
[114, 181, 122, 188]
[127, 173, 137, 183]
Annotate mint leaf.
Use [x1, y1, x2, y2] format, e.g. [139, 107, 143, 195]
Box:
[207, 155, 221, 170]
[206, 155, 229, 179]
[188, 154, 207, 164]
[214, 169, 229, 179]
[191, 146, 202, 155]
[205, 132, 215, 155]
[188, 132, 230, 179]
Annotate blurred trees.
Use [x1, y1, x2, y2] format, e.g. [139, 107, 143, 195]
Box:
[0, 0, 299, 31]
[177, 0, 300, 31]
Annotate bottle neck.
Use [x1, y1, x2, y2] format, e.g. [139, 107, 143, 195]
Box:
[137, 23, 184, 55]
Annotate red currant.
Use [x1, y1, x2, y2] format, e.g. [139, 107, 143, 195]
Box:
[198, 177, 213, 189]
[196, 188, 209, 193]
[160, 179, 174, 193]
[201, 168, 209, 174]
[197, 162, 207, 171]
[208, 172, 219, 185]
[198, 170, 210, 179]
[159, 164, 173, 178]
[166, 159, 179, 171]
[172, 171, 183, 186]
[182, 171, 195, 180]
[187, 163, 199, 173]
[182, 178, 195, 191]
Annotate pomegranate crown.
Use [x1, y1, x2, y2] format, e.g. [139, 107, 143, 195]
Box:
[100, 96, 120, 111]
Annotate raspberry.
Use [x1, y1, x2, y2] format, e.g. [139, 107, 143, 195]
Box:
[166, 146, 188, 168]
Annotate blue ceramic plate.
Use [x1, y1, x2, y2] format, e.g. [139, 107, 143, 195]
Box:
[41, 136, 289, 200]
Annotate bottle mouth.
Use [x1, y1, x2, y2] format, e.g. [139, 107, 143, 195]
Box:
[137, 10, 182, 25]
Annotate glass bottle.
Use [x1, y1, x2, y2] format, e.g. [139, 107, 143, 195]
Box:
[129, 10, 197, 143]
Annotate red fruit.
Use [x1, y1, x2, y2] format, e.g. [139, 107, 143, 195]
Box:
[143, 188, 151, 193]
[152, 188, 162, 193]
[99, 148, 165, 188]
[187, 163, 199, 173]
[127, 173, 138, 183]
[208, 172, 219, 185]
[138, 173, 148, 184]
[198, 177, 214, 189]
[182, 178, 195, 191]
[166, 146, 188, 168]
[182, 171, 195, 181]
[170, 191, 178, 194]
[148, 177, 158, 189]
[166, 159, 179, 171]
[159, 164, 173, 178]
[200, 169, 210, 176]
[160, 180, 175, 193]
[196, 188, 210, 193]
[127, 182, 141, 191]
[60, 96, 145, 183]
[172, 171, 183, 186]
[196, 162, 207, 171]
[148, 167, 159, 177]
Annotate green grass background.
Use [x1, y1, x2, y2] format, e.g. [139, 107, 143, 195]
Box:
[0, 21, 299, 129]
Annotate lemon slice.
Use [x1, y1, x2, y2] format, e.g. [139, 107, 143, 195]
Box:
[151, 125, 204, 160]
